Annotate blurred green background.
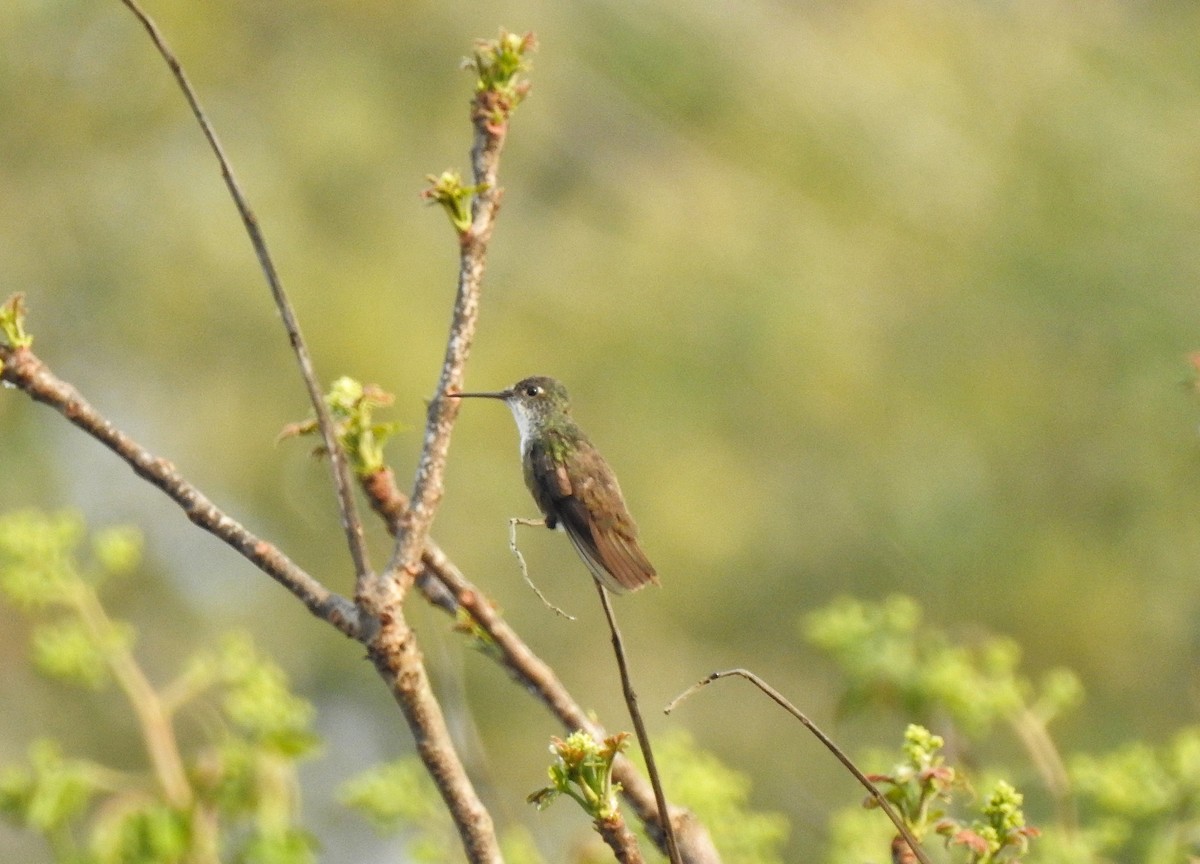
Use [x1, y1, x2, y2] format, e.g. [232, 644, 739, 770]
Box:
[2, 0, 1199, 860]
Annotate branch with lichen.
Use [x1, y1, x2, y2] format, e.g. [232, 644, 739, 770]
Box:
[380, 27, 535, 603]
[350, 28, 535, 864]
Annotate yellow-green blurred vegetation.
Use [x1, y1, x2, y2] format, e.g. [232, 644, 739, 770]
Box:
[2, 0, 1199, 860]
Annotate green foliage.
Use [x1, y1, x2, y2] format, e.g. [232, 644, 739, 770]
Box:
[340, 757, 549, 864]
[279, 377, 401, 476]
[421, 170, 488, 236]
[342, 729, 788, 863]
[652, 730, 789, 864]
[936, 779, 1039, 864]
[466, 29, 536, 107]
[804, 595, 1082, 736]
[0, 511, 142, 691]
[218, 634, 320, 756]
[421, 27, 535, 235]
[339, 757, 451, 837]
[1069, 726, 1200, 863]
[0, 510, 92, 609]
[0, 510, 319, 864]
[854, 726, 1039, 863]
[89, 803, 191, 864]
[810, 596, 1200, 863]
[0, 740, 103, 839]
[31, 619, 132, 689]
[866, 725, 959, 842]
[528, 730, 629, 822]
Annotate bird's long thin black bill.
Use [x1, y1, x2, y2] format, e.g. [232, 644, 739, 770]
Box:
[449, 390, 512, 400]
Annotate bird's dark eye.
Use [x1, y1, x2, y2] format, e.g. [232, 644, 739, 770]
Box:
[524, 384, 541, 397]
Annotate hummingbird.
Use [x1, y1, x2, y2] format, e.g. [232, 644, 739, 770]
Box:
[450, 376, 659, 594]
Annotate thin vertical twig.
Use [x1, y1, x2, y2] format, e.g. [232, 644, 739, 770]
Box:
[112, 7, 502, 859]
[353, 34, 533, 864]
[117, 0, 373, 590]
[379, 118, 508, 599]
[596, 583, 683, 864]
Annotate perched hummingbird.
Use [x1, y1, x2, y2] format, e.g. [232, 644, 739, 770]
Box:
[450, 376, 659, 594]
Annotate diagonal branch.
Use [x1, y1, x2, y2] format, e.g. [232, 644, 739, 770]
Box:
[117, 0, 373, 589]
[0, 345, 363, 640]
[666, 668, 932, 864]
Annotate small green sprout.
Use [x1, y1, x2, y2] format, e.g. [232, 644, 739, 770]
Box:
[452, 607, 501, 659]
[465, 29, 536, 133]
[280, 377, 401, 476]
[528, 730, 629, 821]
[0, 293, 33, 350]
[421, 170, 489, 235]
[937, 780, 1040, 863]
[865, 725, 958, 842]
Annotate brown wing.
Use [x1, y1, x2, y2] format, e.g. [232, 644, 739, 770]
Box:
[526, 433, 658, 594]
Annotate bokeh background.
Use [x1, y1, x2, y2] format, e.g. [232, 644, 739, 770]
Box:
[2, 0, 1199, 860]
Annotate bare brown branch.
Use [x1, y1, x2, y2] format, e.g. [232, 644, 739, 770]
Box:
[596, 813, 646, 864]
[345, 43, 528, 864]
[363, 619, 501, 863]
[0, 346, 363, 640]
[378, 86, 510, 601]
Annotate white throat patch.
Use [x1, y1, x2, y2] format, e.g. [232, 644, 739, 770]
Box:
[508, 401, 534, 456]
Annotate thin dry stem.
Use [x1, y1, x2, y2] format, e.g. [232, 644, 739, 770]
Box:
[117, 0, 373, 590]
[666, 668, 932, 864]
[509, 517, 576, 619]
[596, 583, 682, 864]
[349, 45, 521, 864]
